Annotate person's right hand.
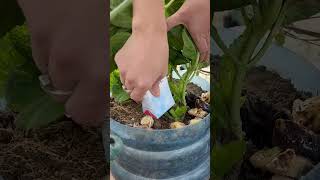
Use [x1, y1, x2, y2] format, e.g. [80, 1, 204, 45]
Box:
[115, 0, 169, 103]
[115, 27, 168, 102]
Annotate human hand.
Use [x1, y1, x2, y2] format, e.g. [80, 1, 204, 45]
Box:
[115, 29, 169, 102]
[166, 0, 210, 61]
[17, 0, 107, 127]
[115, 0, 169, 102]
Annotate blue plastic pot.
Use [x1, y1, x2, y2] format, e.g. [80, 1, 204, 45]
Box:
[300, 163, 320, 180]
[105, 77, 210, 180]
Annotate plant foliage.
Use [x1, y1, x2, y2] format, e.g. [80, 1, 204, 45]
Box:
[0, 24, 64, 129]
[212, 0, 320, 178]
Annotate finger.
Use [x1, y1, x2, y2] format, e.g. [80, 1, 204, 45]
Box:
[130, 87, 148, 102]
[193, 34, 210, 61]
[65, 68, 107, 128]
[200, 51, 209, 62]
[124, 77, 135, 91]
[150, 81, 160, 97]
[166, 13, 183, 31]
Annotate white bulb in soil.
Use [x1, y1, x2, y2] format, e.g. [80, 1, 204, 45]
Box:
[140, 116, 154, 128]
[170, 122, 186, 129]
[188, 108, 208, 118]
[201, 92, 210, 103]
[189, 118, 202, 125]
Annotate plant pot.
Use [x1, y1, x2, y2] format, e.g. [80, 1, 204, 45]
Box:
[103, 76, 210, 180]
[300, 163, 320, 180]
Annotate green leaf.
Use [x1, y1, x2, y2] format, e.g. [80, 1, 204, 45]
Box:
[110, 70, 130, 103]
[0, 35, 26, 97]
[182, 29, 197, 60]
[169, 106, 187, 120]
[5, 62, 42, 112]
[110, 0, 133, 29]
[111, 0, 125, 10]
[165, 0, 185, 17]
[211, 140, 246, 178]
[15, 94, 64, 130]
[6, 24, 32, 60]
[169, 48, 188, 66]
[168, 25, 184, 51]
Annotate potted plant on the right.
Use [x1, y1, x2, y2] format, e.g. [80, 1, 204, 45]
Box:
[211, 0, 320, 179]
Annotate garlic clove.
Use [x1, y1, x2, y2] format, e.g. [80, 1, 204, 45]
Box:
[201, 92, 210, 103]
[188, 108, 208, 118]
[189, 118, 202, 125]
[170, 122, 186, 129]
[140, 116, 154, 128]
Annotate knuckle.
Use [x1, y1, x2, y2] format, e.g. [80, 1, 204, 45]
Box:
[136, 80, 148, 90]
[125, 76, 135, 86]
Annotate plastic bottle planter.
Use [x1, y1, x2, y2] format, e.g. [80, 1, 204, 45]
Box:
[109, 115, 210, 180]
[105, 77, 210, 180]
[110, 134, 123, 161]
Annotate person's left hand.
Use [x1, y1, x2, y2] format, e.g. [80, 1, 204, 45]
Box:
[166, 0, 210, 61]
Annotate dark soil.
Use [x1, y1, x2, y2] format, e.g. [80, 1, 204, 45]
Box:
[0, 112, 107, 180]
[238, 66, 313, 180]
[110, 83, 206, 129]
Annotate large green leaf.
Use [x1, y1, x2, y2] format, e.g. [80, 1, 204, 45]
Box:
[168, 25, 184, 51]
[0, 36, 26, 96]
[6, 24, 32, 60]
[211, 140, 246, 178]
[110, 0, 125, 10]
[5, 62, 42, 112]
[169, 48, 188, 66]
[0, 0, 25, 37]
[182, 29, 197, 60]
[110, 0, 133, 29]
[15, 94, 64, 130]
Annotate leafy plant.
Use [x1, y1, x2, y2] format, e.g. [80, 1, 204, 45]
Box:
[212, 0, 320, 178]
[0, 24, 64, 129]
[110, 0, 206, 121]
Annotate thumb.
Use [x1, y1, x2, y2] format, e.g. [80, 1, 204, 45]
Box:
[150, 80, 161, 97]
[166, 12, 184, 31]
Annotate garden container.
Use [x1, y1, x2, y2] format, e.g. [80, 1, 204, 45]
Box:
[300, 163, 320, 180]
[103, 77, 210, 180]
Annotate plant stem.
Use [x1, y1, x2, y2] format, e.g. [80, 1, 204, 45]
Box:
[248, 1, 287, 67]
[212, 26, 239, 65]
[230, 68, 245, 140]
[110, 0, 132, 23]
[241, 7, 250, 26]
